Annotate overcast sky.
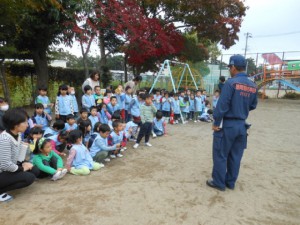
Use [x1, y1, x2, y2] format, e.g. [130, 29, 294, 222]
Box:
[64, 0, 300, 62]
[221, 0, 300, 62]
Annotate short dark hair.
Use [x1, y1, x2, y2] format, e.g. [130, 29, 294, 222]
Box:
[90, 71, 100, 80]
[156, 111, 163, 119]
[214, 90, 220, 93]
[112, 120, 122, 129]
[3, 108, 28, 130]
[52, 120, 65, 130]
[99, 124, 111, 133]
[133, 75, 142, 82]
[94, 85, 101, 91]
[35, 103, 44, 109]
[138, 93, 146, 100]
[68, 130, 82, 144]
[112, 111, 121, 120]
[219, 76, 225, 82]
[33, 138, 52, 154]
[110, 96, 117, 101]
[205, 100, 210, 106]
[66, 114, 75, 121]
[84, 85, 92, 93]
[0, 97, 7, 103]
[144, 94, 151, 100]
[29, 127, 43, 136]
[80, 108, 89, 114]
[38, 86, 48, 91]
[125, 86, 132, 92]
[93, 122, 102, 132]
[90, 106, 98, 112]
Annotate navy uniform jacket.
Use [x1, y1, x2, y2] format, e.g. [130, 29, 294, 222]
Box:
[213, 73, 257, 127]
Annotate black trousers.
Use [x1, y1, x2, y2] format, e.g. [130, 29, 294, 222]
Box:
[38, 157, 58, 178]
[136, 122, 152, 144]
[0, 167, 39, 194]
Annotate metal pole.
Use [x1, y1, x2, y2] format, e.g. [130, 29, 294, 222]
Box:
[219, 54, 223, 77]
[149, 60, 167, 94]
[244, 32, 252, 58]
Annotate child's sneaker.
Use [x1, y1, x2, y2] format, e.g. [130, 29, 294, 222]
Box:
[110, 154, 116, 159]
[152, 133, 157, 138]
[133, 143, 139, 149]
[117, 153, 123, 158]
[175, 120, 179, 124]
[58, 169, 67, 179]
[0, 193, 13, 202]
[51, 171, 62, 181]
[99, 163, 105, 168]
[104, 158, 111, 162]
[194, 120, 197, 123]
[145, 142, 152, 147]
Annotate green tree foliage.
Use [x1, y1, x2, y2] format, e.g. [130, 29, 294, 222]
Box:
[246, 58, 257, 75]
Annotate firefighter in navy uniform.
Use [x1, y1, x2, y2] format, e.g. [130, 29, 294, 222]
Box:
[206, 55, 258, 191]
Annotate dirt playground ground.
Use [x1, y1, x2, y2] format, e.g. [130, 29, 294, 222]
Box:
[0, 99, 299, 225]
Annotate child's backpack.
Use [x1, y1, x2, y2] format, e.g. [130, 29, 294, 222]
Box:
[87, 133, 98, 149]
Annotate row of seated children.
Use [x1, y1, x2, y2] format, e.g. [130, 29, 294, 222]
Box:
[23, 93, 166, 181]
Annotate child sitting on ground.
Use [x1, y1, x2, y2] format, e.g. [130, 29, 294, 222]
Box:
[33, 138, 67, 181]
[133, 94, 157, 149]
[94, 85, 103, 107]
[78, 120, 92, 147]
[48, 130, 68, 156]
[152, 111, 166, 137]
[77, 108, 91, 126]
[32, 103, 52, 131]
[24, 127, 43, 162]
[97, 103, 111, 125]
[66, 130, 104, 175]
[108, 120, 126, 158]
[89, 124, 121, 163]
[88, 106, 100, 130]
[43, 120, 65, 138]
[64, 114, 78, 131]
[199, 100, 213, 122]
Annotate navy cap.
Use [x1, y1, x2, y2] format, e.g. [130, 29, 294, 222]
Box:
[228, 55, 246, 67]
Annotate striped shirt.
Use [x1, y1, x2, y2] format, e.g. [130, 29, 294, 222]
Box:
[0, 131, 21, 173]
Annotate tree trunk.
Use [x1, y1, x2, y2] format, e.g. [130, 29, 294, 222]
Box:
[124, 55, 128, 82]
[80, 34, 95, 78]
[32, 49, 49, 89]
[0, 61, 11, 104]
[99, 33, 107, 67]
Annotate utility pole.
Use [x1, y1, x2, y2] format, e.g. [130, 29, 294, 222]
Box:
[244, 32, 252, 58]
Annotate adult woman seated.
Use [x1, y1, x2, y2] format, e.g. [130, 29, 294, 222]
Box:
[0, 108, 39, 202]
[82, 71, 100, 94]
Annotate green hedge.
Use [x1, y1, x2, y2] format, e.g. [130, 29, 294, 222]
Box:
[0, 63, 87, 107]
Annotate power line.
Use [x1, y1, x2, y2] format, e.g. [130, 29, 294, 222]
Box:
[254, 31, 300, 38]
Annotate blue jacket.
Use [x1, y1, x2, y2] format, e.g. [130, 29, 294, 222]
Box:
[171, 99, 180, 114]
[35, 95, 51, 114]
[88, 115, 99, 130]
[189, 99, 195, 112]
[213, 72, 257, 127]
[32, 114, 50, 130]
[129, 97, 143, 117]
[56, 95, 73, 115]
[194, 96, 203, 112]
[70, 94, 79, 113]
[153, 94, 162, 110]
[115, 93, 125, 109]
[161, 97, 172, 112]
[82, 94, 95, 111]
[107, 103, 120, 115]
[124, 94, 132, 111]
[89, 133, 117, 157]
[71, 144, 94, 169]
